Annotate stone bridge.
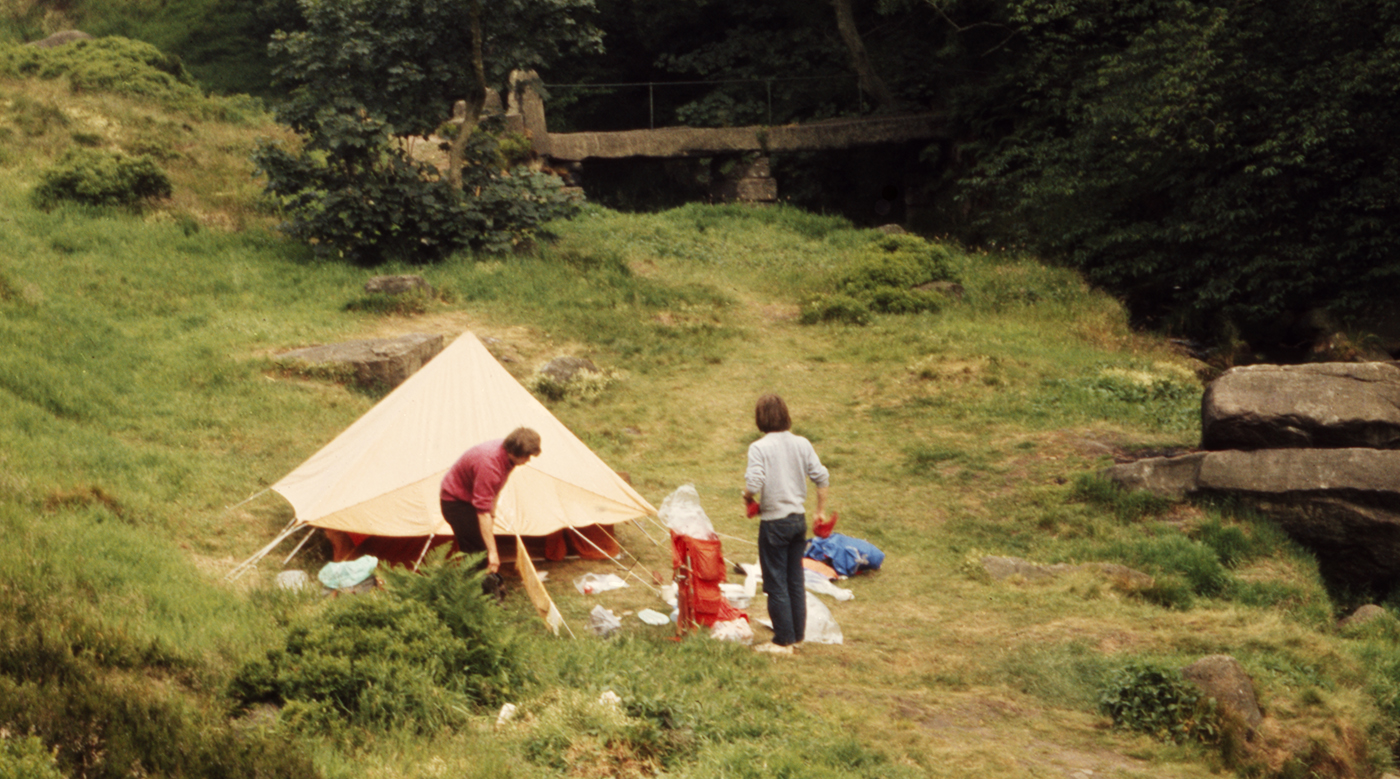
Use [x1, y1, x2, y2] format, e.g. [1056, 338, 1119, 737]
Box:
[500, 71, 949, 203]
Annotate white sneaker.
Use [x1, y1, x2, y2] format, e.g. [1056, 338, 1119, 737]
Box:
[753, 642, 794, 655]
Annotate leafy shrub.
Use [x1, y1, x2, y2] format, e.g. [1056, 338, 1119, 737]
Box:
[253, 117, 579, 264]
[379, 551, 529, 701]
[233, 554, 527, 733]
[230, 594, 475, 733]
[0, 734, 62, 779]
[798, 293, 871, 325]
[1099, 662, 1217, 743]
[525, 365, 622, 402]
[800, 233, 957, 324]
[32, 148, 172, 209]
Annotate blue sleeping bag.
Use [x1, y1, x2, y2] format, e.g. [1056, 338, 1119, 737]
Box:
[804, 533, 885, 576]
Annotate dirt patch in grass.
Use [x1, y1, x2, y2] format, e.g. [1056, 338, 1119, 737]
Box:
[894, 694, 1157, 779]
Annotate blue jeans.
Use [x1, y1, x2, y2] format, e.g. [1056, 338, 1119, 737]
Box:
[758, 513, 807, 646]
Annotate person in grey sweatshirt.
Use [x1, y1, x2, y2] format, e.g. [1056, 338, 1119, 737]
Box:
[743, 394, 830, 654]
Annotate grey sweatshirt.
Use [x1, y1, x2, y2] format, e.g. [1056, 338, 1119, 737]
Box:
[745, 431, 829, 520]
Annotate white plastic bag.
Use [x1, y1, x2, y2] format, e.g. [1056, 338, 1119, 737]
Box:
[710, 617, 754, 644]
[657, 484, 718, 540]
[803, 592, 843, 644]
[804, 569, 854, 601]
[574, 572, 628, 595]
[586, 604, 622, 637]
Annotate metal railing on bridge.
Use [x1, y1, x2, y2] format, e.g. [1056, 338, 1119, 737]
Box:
[541, 75, 870, 132]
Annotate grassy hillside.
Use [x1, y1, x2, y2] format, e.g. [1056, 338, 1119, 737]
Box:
[3, 40, 1400, 779]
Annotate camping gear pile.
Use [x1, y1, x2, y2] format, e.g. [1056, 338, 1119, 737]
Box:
[231, 330, 885, 642]
[659, 485, 750, 641]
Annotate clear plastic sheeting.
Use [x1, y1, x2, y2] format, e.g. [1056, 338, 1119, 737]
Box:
[804, 569, 854, 601]
[574, 572, 628, 595]
[658, 484, 718, 540]
[804, 592, 843, 644]
[586, 604, 621, 636]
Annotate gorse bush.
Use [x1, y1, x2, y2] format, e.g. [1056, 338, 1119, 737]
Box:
[231, 594, 473, 734]
[233, 554, 527, 733]
[32, 147, 171, 209]
[0, 38, 200, 106]
[801, 233, 958, 324]
[379, 551, 529, 701]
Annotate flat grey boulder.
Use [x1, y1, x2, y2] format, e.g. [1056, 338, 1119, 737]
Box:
[539, 355, 600, 384]
[1101, 452, 1206, 500]
[277, 333, 445, 390]
[1181, 654, 1263, 729]
[1106, 448, 1400, 587]
[1201, 362, 1400, 450]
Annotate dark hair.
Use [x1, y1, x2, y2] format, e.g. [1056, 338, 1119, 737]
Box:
[754, 394, 791, 433]
[504, 427, 542, 457]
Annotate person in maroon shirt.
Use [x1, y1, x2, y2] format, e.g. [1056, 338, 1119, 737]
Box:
[439, 427, 541, 573]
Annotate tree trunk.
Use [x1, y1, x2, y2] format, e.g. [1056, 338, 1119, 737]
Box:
[447, 0, 487, 189]
[831, 0, 895, 110]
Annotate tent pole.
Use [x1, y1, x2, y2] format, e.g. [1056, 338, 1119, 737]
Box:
[280, 526, 318, 566]
[226, 520, 300, 582]
[629, 517, 663, 547]
[413, 534, 436, 571]
[568, 528, 662, 596]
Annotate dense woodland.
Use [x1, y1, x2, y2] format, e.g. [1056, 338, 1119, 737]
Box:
[5, 0, 1394, 357]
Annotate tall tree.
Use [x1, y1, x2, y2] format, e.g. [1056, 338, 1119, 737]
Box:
[955, 0, 1400, 348]
[254, 0, 602, 263]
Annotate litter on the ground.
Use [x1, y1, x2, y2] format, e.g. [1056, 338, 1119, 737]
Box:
[496, 703, 517, 726]
[317, 556, 379, 589]
[275, 570, 311, 591]
[752, 592, 843, 644]
[711, 617, 755, 644]
[574, 572, 628, 595]
[719, 582, 752, 609]
[804, 592, 844, 644]
[598, 690, 622, 708]
[586, 604, 622, 636]
[805, 569, 854, 600]
[637, 608, 670, 626]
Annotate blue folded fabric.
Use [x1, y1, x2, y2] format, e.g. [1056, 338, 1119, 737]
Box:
[803, 533, 885, 576]
[318, 556, 380, 589]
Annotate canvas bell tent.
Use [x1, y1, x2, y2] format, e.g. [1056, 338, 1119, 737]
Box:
[231, 331, 658, 576]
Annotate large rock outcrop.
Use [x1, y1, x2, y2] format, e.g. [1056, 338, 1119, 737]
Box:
[1201, 362, 1400, 450]
[1107, 362, 1400, 589]
[276, 333, 445, 391]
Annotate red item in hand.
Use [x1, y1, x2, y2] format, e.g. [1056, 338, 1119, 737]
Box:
[745, 496, 760, 518]
[813, 511, 838, 538]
